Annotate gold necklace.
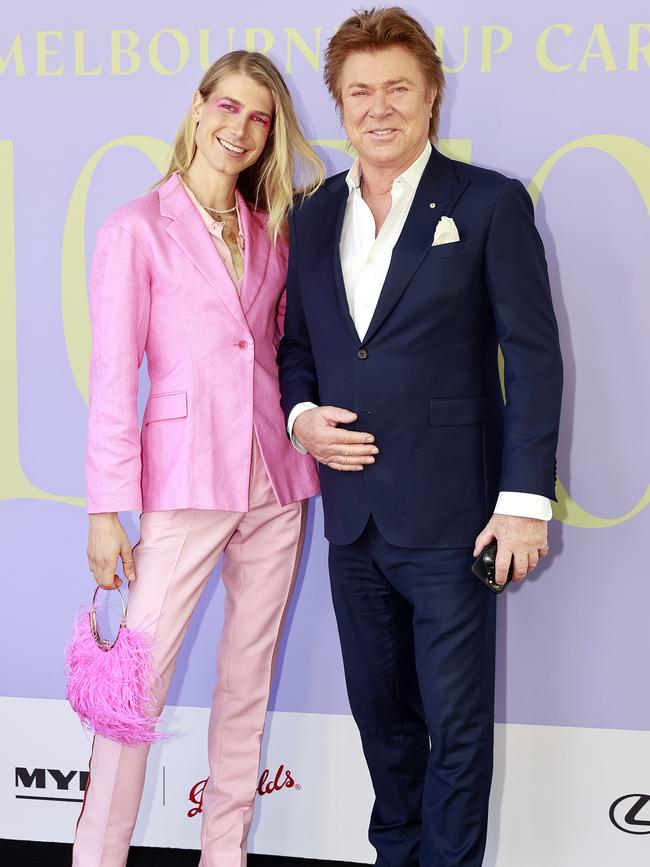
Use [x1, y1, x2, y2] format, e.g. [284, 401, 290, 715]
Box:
[221, 213, 240, 246]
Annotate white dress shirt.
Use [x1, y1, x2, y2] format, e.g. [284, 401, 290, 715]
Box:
[288, 142, 551, 521]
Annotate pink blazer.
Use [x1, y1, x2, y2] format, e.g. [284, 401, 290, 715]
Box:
[85, 173, 319, 513]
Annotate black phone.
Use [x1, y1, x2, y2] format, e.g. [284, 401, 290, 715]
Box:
[471, 541, 514, 594]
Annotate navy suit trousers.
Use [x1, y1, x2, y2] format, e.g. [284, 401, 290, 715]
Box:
[329, 517, 497, 867]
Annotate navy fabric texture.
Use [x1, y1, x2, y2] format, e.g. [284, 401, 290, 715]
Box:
[278, 147, 563, 548]
[278, 147, 562, 864]
[329, 518, 496, 867]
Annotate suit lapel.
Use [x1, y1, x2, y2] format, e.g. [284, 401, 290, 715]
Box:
[159, 174, 248, 332]
[327, 175, 361, 345]
[236, 191, 271, 315]
[361, 149, 470, 345]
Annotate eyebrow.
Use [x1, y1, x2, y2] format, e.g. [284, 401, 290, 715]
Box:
[345, 77, 416, 90]
[215, 96, 272, 119]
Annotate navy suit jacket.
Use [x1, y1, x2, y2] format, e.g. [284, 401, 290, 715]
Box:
[278, 147, 563, 548]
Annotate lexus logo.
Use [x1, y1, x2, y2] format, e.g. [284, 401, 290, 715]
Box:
[609, 794, 650, 834]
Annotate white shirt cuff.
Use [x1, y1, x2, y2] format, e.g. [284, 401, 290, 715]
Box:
[493, 491, 552, 521]
[287, 402, 318, 454]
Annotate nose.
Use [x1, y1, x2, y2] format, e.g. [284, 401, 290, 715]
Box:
[369, 91, 391, 118]
[229, 116, 247, 140]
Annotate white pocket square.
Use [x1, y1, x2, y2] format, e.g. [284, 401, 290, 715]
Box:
[432, 216, 460, 246]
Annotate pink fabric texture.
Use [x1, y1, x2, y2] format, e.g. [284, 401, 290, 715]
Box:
[73, 438, 307, 867]
[84, 173, 319, 514]
[65, 608, 164, 746]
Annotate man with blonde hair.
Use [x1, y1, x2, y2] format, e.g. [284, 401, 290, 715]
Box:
[279, 8, 562, 865]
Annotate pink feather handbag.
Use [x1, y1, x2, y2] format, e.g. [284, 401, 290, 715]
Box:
[65, 586, 165, 746]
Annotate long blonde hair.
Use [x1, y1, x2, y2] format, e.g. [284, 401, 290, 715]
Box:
[159, 51, 324, 244]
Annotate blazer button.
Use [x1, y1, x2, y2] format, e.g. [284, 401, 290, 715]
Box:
[238, 340, 248, 349]
[357, 348, 368, 359]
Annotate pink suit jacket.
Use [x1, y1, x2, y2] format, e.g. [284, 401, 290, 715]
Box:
[85, 173, 319, 514]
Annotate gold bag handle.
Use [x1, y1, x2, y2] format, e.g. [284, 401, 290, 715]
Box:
[88, 586, 127, 651]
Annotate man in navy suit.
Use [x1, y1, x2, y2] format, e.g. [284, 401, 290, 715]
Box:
[278, 8, 562, 865]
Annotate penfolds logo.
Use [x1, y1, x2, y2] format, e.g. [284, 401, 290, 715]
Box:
[257, 765, 298, 796]
[188, 764, 300, 817]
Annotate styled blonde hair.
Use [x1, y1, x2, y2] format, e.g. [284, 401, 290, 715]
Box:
[324, 7, 446, 141]
[159, 51, 324, 244]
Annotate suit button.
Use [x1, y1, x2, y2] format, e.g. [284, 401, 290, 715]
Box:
[238, 340, 248, 349]
[357, 348, 368, 359]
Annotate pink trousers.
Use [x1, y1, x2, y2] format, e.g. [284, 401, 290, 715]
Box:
[73, 438, 307, 867]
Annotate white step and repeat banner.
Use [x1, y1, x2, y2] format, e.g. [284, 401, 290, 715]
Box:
[3, 698, 650, 865]
[1, 1, 649, 864]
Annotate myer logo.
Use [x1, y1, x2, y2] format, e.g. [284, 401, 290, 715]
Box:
[609, 794, 650, 835]
[15, 767, 88, 803]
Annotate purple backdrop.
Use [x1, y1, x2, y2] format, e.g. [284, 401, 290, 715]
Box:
[1, 1, 649, 736]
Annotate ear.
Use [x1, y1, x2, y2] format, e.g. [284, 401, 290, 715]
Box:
[192, 90, 204, 122]
[427, 86, 437, 115]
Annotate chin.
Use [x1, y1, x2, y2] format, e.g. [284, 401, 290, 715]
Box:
[361, 146, 403, 163]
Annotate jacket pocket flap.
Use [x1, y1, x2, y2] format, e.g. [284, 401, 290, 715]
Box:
[144, 390, 188, 424]
[424, 240, 475, 261]
[428, 396, 493, 427]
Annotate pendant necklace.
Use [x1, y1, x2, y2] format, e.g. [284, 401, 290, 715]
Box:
[197, 197, 240, 246]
